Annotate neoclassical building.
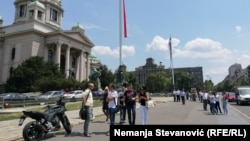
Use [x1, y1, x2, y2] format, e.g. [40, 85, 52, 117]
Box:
[0, 0, 94, 84]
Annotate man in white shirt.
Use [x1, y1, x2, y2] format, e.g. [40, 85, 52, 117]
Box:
[106, 83, 118, 125]
[202, 90, 208, 111]
[82, 83, 94, 137]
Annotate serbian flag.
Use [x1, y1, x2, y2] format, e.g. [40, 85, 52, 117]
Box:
[123, 0, 127, 38]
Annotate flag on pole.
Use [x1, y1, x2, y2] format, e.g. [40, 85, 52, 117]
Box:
[123, 0, 127, 38]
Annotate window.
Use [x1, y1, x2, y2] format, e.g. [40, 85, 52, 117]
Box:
[19, 4, 27, 17]
[50, 8, 58, 22]
[11, 48, 16, 60]
[48, 50, 54, 61]
[38, 11, 43, 19]
[72, 56, 77, 68]
[29, 10, 34, 19]
[9, 67, 13, 75]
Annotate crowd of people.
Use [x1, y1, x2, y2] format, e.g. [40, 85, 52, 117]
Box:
[81, 82, 229, 138]
[81, 82, 151, 137]
[172, 89, 229, 115]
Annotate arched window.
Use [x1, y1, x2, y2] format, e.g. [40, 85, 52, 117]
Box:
[11, 48, 16, 60]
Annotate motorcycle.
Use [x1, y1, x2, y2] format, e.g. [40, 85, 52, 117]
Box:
[18, 96, 72, 141]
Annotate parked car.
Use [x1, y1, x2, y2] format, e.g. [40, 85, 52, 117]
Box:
[37, 91, 64, 100]
[0, 92, 35, 101]
[0, 92, 35, 108]
[227, 92, 235, 102]
[64, 90, 83, 99]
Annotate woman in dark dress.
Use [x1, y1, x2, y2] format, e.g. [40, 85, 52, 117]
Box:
[102, 86, 109, 121]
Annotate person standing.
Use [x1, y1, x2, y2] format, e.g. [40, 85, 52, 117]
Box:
[82, 83, 94, 137]
[102, 86, 109, 122]
[138, 86, 149, 125]
[215, 92, 222, 114]
[208, 91, 216, 115]
[106, 83, 118, 125]
[221, 91, 228, 115]
[180, 89, 186, 105]
[123, 83, 137, 125]
[199, 91, 203, 103]
[176, 89, 181, 102]
[172, 89, 177, 102]
[202, 90, 208, 111]
[119, 85, 127, 124]
[106, 83, 118, 136]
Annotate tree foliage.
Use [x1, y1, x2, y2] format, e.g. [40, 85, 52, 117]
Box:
[5, 56, 65, 92]
[145, 71, 171, 93]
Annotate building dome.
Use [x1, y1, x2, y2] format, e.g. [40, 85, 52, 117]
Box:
[89, 52, 97, 61]
[27, 0, 45, 9]
[0, 16, 2, 20]
[53, 0, 61, 3]
[71, 23, 84, 30]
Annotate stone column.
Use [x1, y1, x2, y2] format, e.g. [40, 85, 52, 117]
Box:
[85, 52, 90, 81]
[55, 42, 62, 69]
[43, 44, 48, 61]
[79, 50, 84, 82]
[65, 46, 70, 78]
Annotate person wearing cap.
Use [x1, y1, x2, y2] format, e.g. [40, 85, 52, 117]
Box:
[138, 86, 149, 125]
[82, 83, 94, 137]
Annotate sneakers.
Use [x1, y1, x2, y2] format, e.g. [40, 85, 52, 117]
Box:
[120, 120, 125, 123]
[83, 133, 91, 137]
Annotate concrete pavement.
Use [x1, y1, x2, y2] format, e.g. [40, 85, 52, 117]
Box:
[0, 96, 171, 141]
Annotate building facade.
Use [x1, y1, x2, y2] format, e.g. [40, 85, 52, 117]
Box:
[0, 0, 94, 84]
[134, 57, 204, 89]
[224, 63, 248, 84]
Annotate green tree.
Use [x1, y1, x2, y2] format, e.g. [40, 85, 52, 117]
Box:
[174, 71, 195, 91]
[145, 71, 171, 93]
[99, 65, 115, 89]
[5, 56, 64, 92]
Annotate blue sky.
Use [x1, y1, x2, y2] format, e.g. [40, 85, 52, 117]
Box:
[1, 0, 250, 85]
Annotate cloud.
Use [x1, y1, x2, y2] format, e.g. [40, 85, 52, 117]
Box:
[146, 36, 233, 63]
[146, 35, 180, 52]
[92, 45, 135, 58]
[179, 38, 233, 62]
[235, 25, 242, 32]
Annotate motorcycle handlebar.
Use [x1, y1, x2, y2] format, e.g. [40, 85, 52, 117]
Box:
[56, 96, 65, 105]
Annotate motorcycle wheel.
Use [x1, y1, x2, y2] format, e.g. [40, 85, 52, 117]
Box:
[22, 121, 44, 141]
[61, 116, 72, 134]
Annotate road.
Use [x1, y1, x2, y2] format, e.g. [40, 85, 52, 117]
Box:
[229, 101, 250, 118]
[16, 100, 250, 141]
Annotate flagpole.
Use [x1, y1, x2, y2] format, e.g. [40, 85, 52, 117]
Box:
[119, 0, 122, 66]
[169, 36, 175, 90]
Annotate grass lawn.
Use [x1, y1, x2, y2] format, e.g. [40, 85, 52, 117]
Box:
[0, 100, 102, 121]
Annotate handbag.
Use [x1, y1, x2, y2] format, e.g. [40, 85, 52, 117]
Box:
[114, 98, 120, 113]
[79, 90, 90, 120]
[145, 99, 155, 109]
[79, 106, 87, 120]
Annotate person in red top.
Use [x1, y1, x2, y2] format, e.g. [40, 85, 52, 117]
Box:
[221, 91, 228, 115]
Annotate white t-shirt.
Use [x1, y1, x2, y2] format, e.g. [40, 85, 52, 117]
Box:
[203, 93, 208, 100]
[107, 90, 118, 108]
[83, 88, 93, 106]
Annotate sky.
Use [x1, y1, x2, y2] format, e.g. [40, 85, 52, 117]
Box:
[1, 0, 250, 85]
